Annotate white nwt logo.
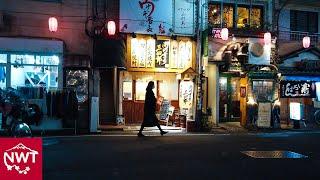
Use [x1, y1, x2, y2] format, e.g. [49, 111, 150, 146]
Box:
[3, 143, 39, 175]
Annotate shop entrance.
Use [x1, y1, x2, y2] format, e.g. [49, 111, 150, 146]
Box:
[219, 75, 241, 122]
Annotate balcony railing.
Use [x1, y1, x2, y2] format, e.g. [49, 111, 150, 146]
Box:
[279, 30, 320, 43]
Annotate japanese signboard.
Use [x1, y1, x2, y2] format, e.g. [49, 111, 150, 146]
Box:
[120, 0, 195, 35]
[280, 81, 316, 98]
[257, 102, 271, 128]
[130, 38, 192, 70]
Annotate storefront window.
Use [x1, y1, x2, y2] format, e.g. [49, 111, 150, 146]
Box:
[252, 80, 274, 102]
[237, 7, 249, 28]
[223, 5, 234, 28]
[250, 7, 262, 29]
[0, 54, 7, 89]
[159, 80, 178, 100]
[208, 4, 221, 27]
[0, 54, 7, 63]
[135, 80, 157, 101]
[123, 81, 133, 100]
[10, 54, 59, 89]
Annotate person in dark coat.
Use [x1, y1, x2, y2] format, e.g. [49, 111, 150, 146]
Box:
[138, 81, 168, 137]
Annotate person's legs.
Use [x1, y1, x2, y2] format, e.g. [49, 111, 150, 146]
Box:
[156, 124, 168, 135]
[138, 124, 145, 136]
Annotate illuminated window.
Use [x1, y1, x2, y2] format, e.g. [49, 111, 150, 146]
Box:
[208, 4, 221, 27]
[251, 7, 262, 29]
[223, 5, 234, 28]
[252, 80, 274, 101]
[237, 7, 249, 28]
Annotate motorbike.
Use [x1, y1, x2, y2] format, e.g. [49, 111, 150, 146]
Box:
[0, 88, 33, 137]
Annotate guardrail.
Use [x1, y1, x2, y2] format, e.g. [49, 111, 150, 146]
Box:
[279, 30, 319, 43]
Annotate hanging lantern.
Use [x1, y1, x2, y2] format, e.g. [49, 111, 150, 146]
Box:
[221, 28, 228, 41]
[107, 20, 116, 35]
[264, 32, 271, 45]
[48, 17, 58, 32]
[303, 36, 310, 48]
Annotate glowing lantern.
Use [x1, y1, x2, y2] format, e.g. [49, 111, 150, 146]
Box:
[221, 28, 228, 41]
[107, 20, 116, 35]
[264, 32, 271, 45]
[48, 17, 58, 32]
[303, 36, 310, 48]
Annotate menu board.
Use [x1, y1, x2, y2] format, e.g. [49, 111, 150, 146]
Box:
[159, 100, 170, 120]
[257, 102, 271, 128]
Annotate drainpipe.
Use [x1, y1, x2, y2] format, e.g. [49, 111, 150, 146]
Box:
[113, 66, 118, 118]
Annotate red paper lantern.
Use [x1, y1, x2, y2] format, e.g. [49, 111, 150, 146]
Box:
[303, 36, 310, 48]
[221, 28, 228, 41]
[264, 32, 271, 45]
[48, 17, 58, 32]
[107, 20, 116, 35]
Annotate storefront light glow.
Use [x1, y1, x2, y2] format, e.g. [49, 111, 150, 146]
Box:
[303, 36, 310, 48]
[247, 97, 256, 105]
[48, 17, 58, 32]
[290, 102, 301, 120]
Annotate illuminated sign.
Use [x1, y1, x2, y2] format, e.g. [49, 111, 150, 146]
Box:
[290, 102, 301, 120]
[131, 38, 192, 70]
[280, 81, 316, 98]
[316, 82, 320, 101]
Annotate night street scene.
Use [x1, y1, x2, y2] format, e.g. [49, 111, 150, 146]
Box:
[0, 0, 320, 179]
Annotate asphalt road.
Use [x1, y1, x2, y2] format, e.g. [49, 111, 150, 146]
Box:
[43, 132, 320, 180]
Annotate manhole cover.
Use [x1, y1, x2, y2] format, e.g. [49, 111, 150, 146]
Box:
[241, 151, 308, 158]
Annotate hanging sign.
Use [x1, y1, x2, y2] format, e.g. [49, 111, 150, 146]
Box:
[248, 38, 271, 65]
[280, 81, 316, 98]
[120, 0, 195, 35]
[257, 102, 271, 128]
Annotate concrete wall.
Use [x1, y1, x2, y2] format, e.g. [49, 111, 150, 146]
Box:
[0, 0, 92, 55]
[206, 63, 219, 125]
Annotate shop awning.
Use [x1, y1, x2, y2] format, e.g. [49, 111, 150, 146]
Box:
[93, 37, 126, 68]
[282, 76, 320, 82]
[0, 37, 63, 54]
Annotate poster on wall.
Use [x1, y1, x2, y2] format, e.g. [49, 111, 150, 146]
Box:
[257, 102, 271, 128]
[179, 81, 194, 109]
[155, 40, 170, 68]
[280, 81, 316, 98]
[120, 0, 194, 35]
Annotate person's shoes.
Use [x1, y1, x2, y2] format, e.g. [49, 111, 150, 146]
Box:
[160, 131, 168, 136]
[137, 132, 145, 137]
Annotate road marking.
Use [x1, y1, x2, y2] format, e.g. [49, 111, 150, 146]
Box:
[242, 150, 308, 158]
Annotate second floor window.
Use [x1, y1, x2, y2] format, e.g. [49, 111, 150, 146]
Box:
[208, 3, 263, 29]
[290, 10, 318, 33]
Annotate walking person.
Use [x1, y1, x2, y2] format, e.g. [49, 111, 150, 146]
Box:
[138, 81, 168, 137]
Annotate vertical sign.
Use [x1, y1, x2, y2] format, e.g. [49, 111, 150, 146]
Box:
[155, 40, 170, 68]
[170, 40, 179, 68]
[146, 39, 155, 67]
[179, 81, 194, 109]
[174, 0, 195, 34]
